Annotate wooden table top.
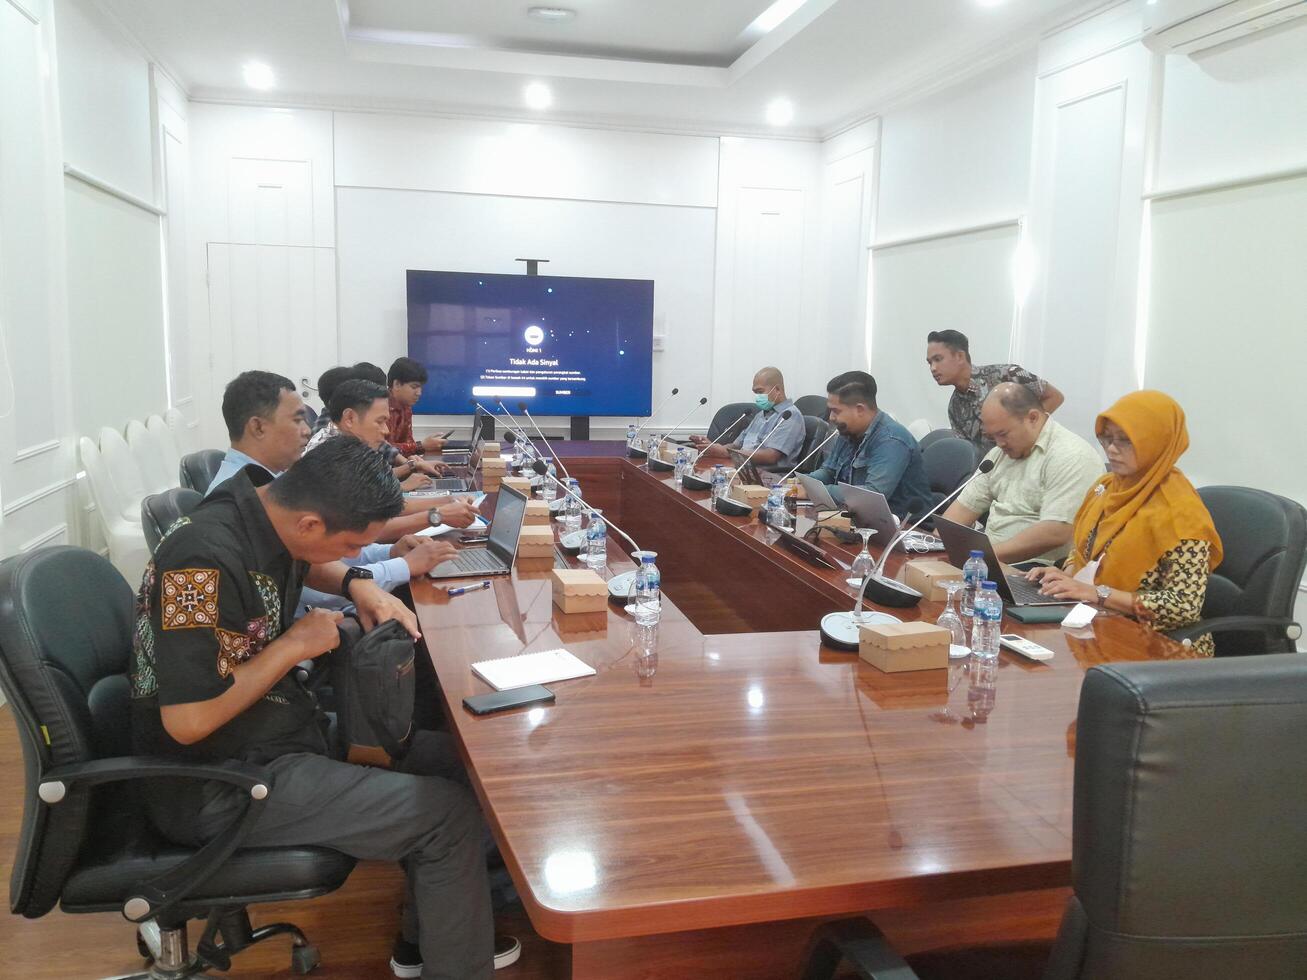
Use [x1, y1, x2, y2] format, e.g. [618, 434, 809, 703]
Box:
[413, 454, 1192, 944]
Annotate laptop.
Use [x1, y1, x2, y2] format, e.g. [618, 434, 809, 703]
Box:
[933, 516, 1074, 607]
[726, 448, 764, 488]
[839, 484, 945, 554]
[427, 485, 527, 580]
[438, 406, 486, 454]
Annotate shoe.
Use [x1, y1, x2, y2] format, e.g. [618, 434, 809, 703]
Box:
[390, 935, 422, 979]
[390, 933, 522, 976]
[494, 933, 522, 970]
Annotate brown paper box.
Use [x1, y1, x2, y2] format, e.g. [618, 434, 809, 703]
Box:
[551, 568, 609, 614]
[523, 500, 552, 526]
[482, 476, 501, 493]
[902, 559, 963, 602]
[858, 621, 950, 673]
[517, 525, 554, 559]
[818, 510, 852, 533]
[481, 457, 508, 475]
[502, 476, 532, 495]
[730, 484, 769, 509]
[481, 442, 501, 455]
[552, 609, 609, 642]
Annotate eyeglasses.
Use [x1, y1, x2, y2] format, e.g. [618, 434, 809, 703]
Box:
[1097, 433, 1133, 453]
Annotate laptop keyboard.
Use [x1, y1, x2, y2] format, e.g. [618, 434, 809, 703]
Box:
[438, 549, 506, 576]
[430, 477, 469, 491]
[1005, 573, 1062, 605]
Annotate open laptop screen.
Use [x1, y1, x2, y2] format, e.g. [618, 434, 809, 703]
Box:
[488, 486, 528, 559]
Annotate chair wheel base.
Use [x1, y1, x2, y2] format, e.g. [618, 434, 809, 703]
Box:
[291, 944, 321, 974]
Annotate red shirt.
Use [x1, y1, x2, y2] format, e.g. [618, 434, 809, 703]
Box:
[387, 396, 420, 456]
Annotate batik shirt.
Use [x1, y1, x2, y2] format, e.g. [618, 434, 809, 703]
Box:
[130, 466, 327, 789]
[948, 363, 1048, 453]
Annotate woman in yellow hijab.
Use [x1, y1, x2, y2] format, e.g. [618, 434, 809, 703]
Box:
[1027, 390, 1223, 654]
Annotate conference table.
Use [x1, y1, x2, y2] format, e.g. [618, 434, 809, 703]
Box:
[409, 441, 1192, 978]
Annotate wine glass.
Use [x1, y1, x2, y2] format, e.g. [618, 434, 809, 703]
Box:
[937, 579, 969, 657]
[846, 526, 875, 589]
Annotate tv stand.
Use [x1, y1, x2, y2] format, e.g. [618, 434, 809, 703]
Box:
[570, 417, 590, 440]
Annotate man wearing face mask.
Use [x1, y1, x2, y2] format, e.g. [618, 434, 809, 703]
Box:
[691, 366, 806, 470]
[806, 372, 931, 518]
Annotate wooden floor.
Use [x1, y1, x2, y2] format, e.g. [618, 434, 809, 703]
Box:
[0, 704, 1068, 979]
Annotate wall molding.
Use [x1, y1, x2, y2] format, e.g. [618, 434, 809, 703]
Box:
[63, 164, 166, 216]
[3, 0, 39, 24]
[18, 523, 68, 553]
[1145, 164, 1307, 203]
[14, 439, 60, 462]
[871, 217, 1021, 252]
[2, 477, 77, 517]
[333, 182, 717, 212]
[1038, 32, 1146, 80]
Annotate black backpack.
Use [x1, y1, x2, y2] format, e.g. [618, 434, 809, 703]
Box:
[332, 617, 416, 767]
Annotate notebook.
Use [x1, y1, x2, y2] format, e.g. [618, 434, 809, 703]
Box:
[471, 648, 596, 691]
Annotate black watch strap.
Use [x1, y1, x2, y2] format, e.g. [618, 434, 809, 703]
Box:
[341, 566, 374, 596]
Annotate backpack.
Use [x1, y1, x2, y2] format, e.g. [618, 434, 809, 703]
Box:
[333, 616, 416, 767]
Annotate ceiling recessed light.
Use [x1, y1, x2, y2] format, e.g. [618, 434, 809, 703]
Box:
[528, 6, 577, 21]
[524, 81, 553, 110]
[765, 98, 795, 127]
[750, 0, 805, 34]
[242, 61, 275, 91]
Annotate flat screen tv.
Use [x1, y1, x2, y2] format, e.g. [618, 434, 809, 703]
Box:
[406, 270, 655, 417]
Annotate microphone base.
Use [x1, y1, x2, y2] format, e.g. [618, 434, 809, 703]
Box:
[712, 496, 753, 517]
[819, 610, 904, 650]
[681, 473, 711, 491]
[626, 446, 648, 460]
[858, 573, 924, 609]
[647, 456, 674, 472]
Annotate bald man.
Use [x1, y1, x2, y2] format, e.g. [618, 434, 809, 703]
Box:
[690, 366, 806, 470]
[939, 383, 1102, 564]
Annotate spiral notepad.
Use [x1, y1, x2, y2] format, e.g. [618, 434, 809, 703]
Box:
[471, 648, 595, 691]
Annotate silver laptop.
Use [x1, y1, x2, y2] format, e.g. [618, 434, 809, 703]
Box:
[934, 516, 1073, 607]
[427, 485, 527, 580]
[839, 484, 945, 554]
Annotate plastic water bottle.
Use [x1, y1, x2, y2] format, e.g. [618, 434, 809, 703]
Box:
[711, 464, 728, 500]
[967, 655, 998, 723]
[763, 487, 783, 526]
[970, 582, 1003, 662]
[583, 510, 607, 570]
[633, 553, 661, 625]
[674, 447, 690, 487]
[961, 549, 988, 618]
[541, 461, 558, 503]
[564, 478, 583, 531]
[626, 423, 638, 448]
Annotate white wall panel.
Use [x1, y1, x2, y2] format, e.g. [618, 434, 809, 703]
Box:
[64, 176, 167, 434]
[870, 225, 1019, 428]
[334, 112, 719, 209]
[54, 0, 154, 203]
[158, 80, 192, 422]
[335, 187, 716, 432]
[876, 52, 1036, 244]
[1156, 19, 1307, 192]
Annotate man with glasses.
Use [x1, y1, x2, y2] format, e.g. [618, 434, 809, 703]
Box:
[938, 383, 1102, 564]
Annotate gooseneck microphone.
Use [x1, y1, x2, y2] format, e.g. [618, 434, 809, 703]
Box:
[530, 459, 643, 556]
[651, 396, 709, 456]
[711, 410, 794, 516]
[726, 410, 794, 489]
[771, 428, 839, 487]
[691, 412, 748, 457]
[819, 457, 998, 646]
[628, 387, 680, 448]
[518, 401, 572, 482]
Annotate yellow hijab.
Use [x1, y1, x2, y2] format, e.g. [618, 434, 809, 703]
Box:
[1071, 390, 1222, 592]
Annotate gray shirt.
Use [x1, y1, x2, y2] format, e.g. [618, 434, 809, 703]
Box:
[736, 399, 806, 470]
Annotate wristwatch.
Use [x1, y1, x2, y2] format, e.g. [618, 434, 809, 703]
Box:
[341, 566, 374, 596]
[1095, 584, 1112, 606]
[427, 507, 442, 527]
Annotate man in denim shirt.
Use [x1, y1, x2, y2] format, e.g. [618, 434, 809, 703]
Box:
[807, 372, 931, 518]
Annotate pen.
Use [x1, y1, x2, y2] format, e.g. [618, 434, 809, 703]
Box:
[447, 580, 492, 597]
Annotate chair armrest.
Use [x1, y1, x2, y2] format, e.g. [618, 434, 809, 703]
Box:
[800, 918, 920, 980]
[39, 755, 273, 924]
[1169, 616, 1300, 645]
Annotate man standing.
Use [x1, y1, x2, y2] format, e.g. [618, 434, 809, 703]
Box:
[690, 366, 806, 470]
[388, 357, 447, 456]
[939, 383, 1102, 565]
[131, 437, 510, 978]
[926, 330, 1064, 453]
[806, 372, 931, 517]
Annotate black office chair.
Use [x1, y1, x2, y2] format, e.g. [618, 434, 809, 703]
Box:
[141, 487, 202, 553]
[802, 653, 1307, 979]
[706, 402, 758, 443]
[793, 395, 829, 420]
[1166, 485, 1306, 656]
[797, 416, 834, 474]
[922, 437, 977, 509]
[917, 428, 957, 453]
[178, 450, 225, 496]
[302, 404, 318, 429]
[0, 547, 355, 978]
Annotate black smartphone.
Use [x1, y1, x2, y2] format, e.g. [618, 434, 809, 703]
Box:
[463, 685, 555, 716]
[439, 429, 455, 439]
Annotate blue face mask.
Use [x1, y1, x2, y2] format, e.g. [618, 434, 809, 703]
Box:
[754, 391, 775, 412]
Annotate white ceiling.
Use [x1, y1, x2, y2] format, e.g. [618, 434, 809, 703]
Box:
[98, 0, 1103, 137]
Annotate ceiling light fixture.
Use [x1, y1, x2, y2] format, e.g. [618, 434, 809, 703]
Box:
[765, 98, 795, 126]
[242, 61, 275, 90]
[750, 0, 806, 34]
[524, 81, 554, 110]
[528, 6, 577, 21]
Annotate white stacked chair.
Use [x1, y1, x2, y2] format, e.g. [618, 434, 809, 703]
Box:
[163, 407, 191, 455]
[126, 419, 175, 496]
[97, 427, 147, 525]
[147, 413, 183, 485]
[79, 436, 148, 584]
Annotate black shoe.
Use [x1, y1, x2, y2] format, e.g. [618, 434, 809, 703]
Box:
[390, 933, 522, 976]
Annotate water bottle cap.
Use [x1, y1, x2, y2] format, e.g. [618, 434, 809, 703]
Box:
[981, 581, 997, 590]
[641, 553, 657, 563]
[969, 550, 984, 558]
[713, 464, 723, 470]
